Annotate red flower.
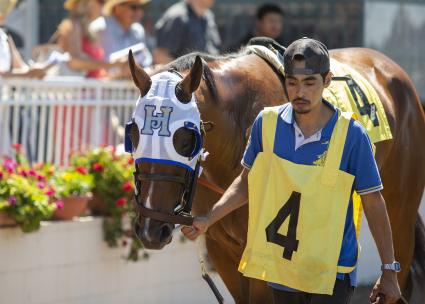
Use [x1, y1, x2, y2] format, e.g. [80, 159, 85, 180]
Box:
[76, 166, 88, 175]
[37, 174, 46, 182]
[12, 143, 22, 152]
[18, 170, 28, 177]
[28, 169, 37, 177]
[122, 181, 133, 192]
[0, 171, 3, 179]
[116, 198, 127, 206]
[128, 158, 134, 165]
[92, 163, 103, 172]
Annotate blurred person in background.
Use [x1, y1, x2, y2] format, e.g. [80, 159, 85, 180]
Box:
[154, 0, 221, 64]
[90, 0, 152, 69]
[0, 0, 46, 78]
[57, 0, 127, 78]
[230, 3, 284, 52]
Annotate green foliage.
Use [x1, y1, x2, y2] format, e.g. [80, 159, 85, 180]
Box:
[53, 169, 94, 198]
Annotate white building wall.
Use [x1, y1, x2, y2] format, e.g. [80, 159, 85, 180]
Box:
[0, 218, 233, 304]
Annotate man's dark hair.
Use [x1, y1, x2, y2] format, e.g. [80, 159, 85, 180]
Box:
[256, 3, 284, 20]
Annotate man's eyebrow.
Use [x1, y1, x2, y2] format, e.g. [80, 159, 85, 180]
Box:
[303, 76, 317, 81]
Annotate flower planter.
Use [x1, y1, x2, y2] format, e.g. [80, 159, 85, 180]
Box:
[53, 193, 92, 220]
[0, 211, 17, 227]
[88, 192, 109, 215]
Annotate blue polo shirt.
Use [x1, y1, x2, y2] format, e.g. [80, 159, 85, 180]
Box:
[242, 100, 383, 291]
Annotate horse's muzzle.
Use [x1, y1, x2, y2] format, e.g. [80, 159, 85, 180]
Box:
[134, 218, 174, 250]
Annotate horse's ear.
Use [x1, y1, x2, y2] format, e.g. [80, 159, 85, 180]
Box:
[176, 55, 203, 103]
[128, 50, 151, 97]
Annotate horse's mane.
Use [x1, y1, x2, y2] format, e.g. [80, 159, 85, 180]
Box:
[160, 48, 251, 105]
[160, 47, 284, 169]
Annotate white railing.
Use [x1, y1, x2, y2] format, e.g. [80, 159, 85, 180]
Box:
[0, 77, 139, 166]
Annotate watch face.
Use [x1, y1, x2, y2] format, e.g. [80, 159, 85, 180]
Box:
[394, 262, 401, 272]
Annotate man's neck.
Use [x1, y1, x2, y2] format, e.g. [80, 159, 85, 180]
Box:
[294, 100, 334, 138]
[186, 0, 208, 17]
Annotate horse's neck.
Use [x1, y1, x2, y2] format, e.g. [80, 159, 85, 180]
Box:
[198, 54, 286, 188]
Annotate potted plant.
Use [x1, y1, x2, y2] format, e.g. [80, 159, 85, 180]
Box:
[71, 146, 147, 261]
[0, 163, 57, 232]
[52, 169, 94, 220]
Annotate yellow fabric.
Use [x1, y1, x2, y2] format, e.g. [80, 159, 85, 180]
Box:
[324, 58, 392, 144]
[239, 107, 356, 295]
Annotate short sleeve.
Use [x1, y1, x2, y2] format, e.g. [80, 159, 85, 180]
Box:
[347, 120, 383, 195]
[155, 17, 185, 56]
[241, 112, 263, 169]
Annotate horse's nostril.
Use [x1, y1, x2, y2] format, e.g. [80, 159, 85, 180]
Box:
[159, 224, 173, 243]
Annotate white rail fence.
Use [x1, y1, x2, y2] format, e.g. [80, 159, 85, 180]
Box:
[0, 78, 139, 166]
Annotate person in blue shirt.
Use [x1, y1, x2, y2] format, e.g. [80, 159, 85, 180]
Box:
[182, 38, 401, 304]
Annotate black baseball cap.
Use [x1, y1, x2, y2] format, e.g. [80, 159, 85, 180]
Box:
[283, 37, 330, 75]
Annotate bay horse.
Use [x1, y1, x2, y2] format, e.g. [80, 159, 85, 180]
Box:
[127, 45, 425, 303]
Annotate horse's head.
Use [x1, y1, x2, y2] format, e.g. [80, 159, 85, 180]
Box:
[125, 50, 205, 249]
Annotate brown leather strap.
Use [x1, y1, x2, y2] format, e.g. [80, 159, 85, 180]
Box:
[198, 177, 225, 195]
[134, 173, 186, 184]
[138, 204, 194, 226]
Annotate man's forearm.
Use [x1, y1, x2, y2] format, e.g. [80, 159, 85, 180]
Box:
[207, 169, 249, 226]
[362, 191, 395, 264]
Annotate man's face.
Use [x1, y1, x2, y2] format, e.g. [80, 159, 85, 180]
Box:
[256, 12, 283, 39]
[285, 60, 331, 115]
[114, 1, 144, 27]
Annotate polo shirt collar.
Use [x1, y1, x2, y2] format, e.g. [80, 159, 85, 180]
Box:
[280, 99, 339, 140]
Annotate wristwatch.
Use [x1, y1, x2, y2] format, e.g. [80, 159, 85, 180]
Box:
[381, 261, 401, 272]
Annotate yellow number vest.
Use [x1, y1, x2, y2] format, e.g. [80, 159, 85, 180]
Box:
[239, 106, 360, 295]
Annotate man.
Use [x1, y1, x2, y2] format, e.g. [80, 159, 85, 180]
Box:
[240, 3, 284, 47]
[89, 0, 152, 68]
[153, 0, 221, 64]
[182, 38, 401, 304]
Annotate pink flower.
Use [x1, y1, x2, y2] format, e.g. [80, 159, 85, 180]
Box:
[92, 163, 103, 172]
[8, 196, 17, 205]
[3, 158, 17, 173]
[37, 182, 45, 189]
[76, 166, 88, 175]
[0, 171, 3, 179]
[45, 187, 56, 197]
[12, 143, 22, 152]
[28, 169, 37, 177]
[55, 200, 64, 209]
[116, 198, 127, 206]
[122, 182, 133, 192]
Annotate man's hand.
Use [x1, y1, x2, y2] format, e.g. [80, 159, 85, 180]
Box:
[25, 67, 47, 79]
[181, 216, 209, 241]
[370, 271, 401, 303]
